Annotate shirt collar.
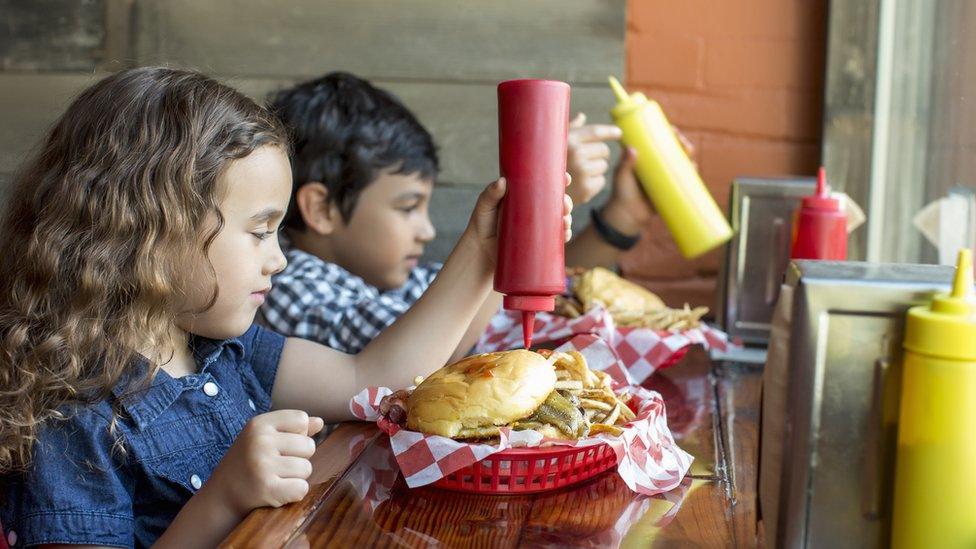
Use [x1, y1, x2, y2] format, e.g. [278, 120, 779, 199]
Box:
[110, 334, 245, 429]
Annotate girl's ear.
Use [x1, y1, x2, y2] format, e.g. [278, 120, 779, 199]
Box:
[295, 182, 339, 235]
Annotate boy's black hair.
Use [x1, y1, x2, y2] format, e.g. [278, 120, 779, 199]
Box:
[268, 72, 439, 230]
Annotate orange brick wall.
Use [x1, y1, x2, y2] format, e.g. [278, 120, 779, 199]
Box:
[620, 0, 827, 308]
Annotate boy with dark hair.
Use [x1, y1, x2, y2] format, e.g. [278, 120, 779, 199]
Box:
[261, 72, 652, 359]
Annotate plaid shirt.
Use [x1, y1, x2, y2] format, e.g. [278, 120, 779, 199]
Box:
[260, 238, 442, 354]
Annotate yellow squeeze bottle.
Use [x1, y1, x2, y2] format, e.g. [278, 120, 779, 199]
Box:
[608, 77, 732, 258]
[891, 249, 976, 549]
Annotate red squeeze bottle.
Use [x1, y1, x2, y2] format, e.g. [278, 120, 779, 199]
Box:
[790, 167, 848, 260]
[495, 79, 570, 349]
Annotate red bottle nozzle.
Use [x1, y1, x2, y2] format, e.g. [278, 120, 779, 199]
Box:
[816, 166, 829, 196]
[503, 296, 553, 350]
[522, 311, 535, 349]
[801, 166, 840, 211]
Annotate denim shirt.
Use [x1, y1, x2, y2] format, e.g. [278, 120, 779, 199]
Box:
[1, 324, 285, 548]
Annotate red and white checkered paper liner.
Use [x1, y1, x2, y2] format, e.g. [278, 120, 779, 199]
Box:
[349, 334, 693, 495]
[474, 305, 737, 384]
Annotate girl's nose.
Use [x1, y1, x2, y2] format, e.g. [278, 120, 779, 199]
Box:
[267, 241, 288, 276]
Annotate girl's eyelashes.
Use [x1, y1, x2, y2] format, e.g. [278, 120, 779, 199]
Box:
[251, 226, 281, 241]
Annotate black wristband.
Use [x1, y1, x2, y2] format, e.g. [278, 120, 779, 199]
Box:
[590, 207, 641, 251]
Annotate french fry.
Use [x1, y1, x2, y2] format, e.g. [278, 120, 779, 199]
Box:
[554, 380, 584, 391]
[567, 351, 599, 388]
[604, 301, 710, 331]
[604, 403, 621, 426]
[617, 401, 636, 422]
[589, 423, 624, 436]
[554, 352, 588, 385]
[593, 370, 613, 391]
[579, 398, 613, 412]
[578, 389, 615, 399]
[582, 393, 613, 405]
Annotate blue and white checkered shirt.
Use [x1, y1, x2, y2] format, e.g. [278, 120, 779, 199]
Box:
[260, 237, 442, 354]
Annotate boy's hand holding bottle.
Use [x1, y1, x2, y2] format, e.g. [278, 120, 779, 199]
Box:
[566, 112, 698, 238]
[566, 113, 621, 207]
[463, 176, 574, 269]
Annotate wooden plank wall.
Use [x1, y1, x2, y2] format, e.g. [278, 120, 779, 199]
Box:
[0, 0, 625, 261]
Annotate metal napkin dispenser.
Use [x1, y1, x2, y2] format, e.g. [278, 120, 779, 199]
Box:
[718, 177, 815, 345]
[760, 261, 954, 548]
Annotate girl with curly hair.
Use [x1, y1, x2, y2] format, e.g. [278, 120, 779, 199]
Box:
[0, 67, 573, 548]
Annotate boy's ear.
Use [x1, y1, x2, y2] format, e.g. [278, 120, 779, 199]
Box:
[296, 182, 339, 235]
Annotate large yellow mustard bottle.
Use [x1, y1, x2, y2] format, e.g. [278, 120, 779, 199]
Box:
[608, 76, 732, 258]
[892, 248, 976, 549]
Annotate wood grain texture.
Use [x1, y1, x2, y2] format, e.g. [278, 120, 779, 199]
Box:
[0, 0, 106, 71]
[0, 72, 108, 175]
[133, 0, 624, 84]
[717, 362, 763, 549]
[621, 479, 734, 549]
[644, 347, 722, 479]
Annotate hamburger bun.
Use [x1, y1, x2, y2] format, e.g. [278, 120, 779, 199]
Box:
[575, 266, 665, 312]
[406, 350, 556, 438]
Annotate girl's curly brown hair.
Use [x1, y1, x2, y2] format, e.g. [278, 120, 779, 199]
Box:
[0, 67, 288, 472]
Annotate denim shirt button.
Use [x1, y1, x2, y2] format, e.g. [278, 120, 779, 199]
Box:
[248, 398, 256, 411]
[7, 530, 17, 546]
[202, 382, 219, 397]
[190, 474, 202, 490]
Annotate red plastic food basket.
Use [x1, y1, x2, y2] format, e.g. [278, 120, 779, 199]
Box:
[657, 345, 689, 372]
[433, 442, 618, 494]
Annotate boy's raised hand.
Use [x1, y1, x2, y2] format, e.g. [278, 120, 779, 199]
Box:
[600, 126, 696, 234]
[206, 409, 324, 516]
[466, 176, 575, 265]
[566, 113, 623, 208]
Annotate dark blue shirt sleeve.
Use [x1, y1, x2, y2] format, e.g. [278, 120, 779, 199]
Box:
[1, 407, 135, 548]
[238, 324, 286, 398]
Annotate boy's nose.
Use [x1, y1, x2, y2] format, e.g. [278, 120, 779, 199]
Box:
[417, 215, 436, 243]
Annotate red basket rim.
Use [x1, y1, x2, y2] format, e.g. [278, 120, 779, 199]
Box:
[490, 441, 608, 457]
[431, 439, 619, 494]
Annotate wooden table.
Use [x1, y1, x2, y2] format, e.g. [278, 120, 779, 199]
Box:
[221, 347, 763, 548]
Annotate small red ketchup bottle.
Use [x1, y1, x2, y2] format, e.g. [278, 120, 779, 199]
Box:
[495, 79, 570, 349]
[791, 167, 848, 260]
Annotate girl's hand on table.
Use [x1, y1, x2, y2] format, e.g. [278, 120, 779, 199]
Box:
[207, 409, 324, 515]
